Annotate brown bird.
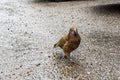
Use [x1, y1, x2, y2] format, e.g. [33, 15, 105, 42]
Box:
[54, 26, 81, 59]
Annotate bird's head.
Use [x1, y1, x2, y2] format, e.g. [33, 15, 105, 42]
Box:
[69, 26, 78, 36]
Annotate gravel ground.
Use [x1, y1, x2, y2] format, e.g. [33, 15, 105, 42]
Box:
[0, 0, 120, 80]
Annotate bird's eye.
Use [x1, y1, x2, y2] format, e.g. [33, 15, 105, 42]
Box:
[70, 29, 72, 31]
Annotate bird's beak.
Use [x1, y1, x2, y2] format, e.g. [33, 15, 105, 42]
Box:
[74, 28, 78, 36]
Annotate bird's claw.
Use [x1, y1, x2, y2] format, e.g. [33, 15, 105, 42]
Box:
[64, 55, 68, 59]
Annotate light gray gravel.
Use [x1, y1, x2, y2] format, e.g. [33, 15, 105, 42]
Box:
[0, 0, 120, 80]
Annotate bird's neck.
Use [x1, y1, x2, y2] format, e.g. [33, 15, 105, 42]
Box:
[68, 33, 78, 39]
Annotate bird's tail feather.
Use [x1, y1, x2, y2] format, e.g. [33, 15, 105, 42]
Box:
[53, 43, 59, 48]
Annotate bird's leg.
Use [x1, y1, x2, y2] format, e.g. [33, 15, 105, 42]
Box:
[64, 55, 67, 59]
[64, 52, 70, 59]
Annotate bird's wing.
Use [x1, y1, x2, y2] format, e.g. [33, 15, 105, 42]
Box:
[63, 38, 80, 53]
[57, 34, 68, 48]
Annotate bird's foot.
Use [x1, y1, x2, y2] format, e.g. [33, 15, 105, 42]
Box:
[64, 55, 71, 61]
[64, 55, 68, 59]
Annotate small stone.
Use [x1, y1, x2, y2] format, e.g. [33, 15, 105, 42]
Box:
[48, 55, 51, 58]
[15, 68, 19, 70]
[24, 32, 27, 34]
[25, 24, 27, 27]
[20, 65, 22, 68]
[23, 53, 26, 55]
[36, 63, 41, 67]
[53, 53, 59, 58]
[12, 73, 15, 75]
[91, 63, 93, 65]
[87, 72, 90, 74]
